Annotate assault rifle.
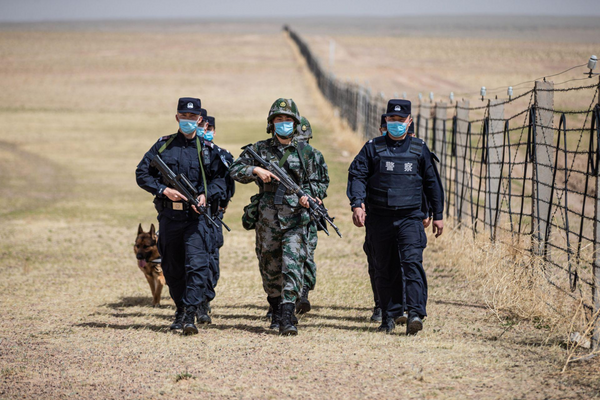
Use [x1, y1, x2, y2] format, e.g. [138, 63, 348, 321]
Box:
[241, 145, 342, 238]
[150, 155, 231, 232]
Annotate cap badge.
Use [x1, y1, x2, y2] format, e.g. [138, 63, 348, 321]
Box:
[187, 102, 194, 109]
[280, 101, 287, 107]
[394, 105, 401, 111]
[302, 125, 307, 131]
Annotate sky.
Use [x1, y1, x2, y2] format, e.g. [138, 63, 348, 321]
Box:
[1, 0, 599, 22]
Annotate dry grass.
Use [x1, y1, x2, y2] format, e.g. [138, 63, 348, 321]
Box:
[0, 21, 599, 399]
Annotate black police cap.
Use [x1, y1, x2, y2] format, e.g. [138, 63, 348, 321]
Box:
[200, 108, 208, 118]
[177, 97, 202, 115]
[206, 116, 216, 128]
[384, 99, 411, 118]
[380, 114, 387, 128]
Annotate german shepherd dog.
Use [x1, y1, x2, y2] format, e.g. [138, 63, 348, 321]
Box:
[133, 224, 165, 307]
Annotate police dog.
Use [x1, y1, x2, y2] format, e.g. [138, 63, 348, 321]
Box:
[133, 224, 165, 306]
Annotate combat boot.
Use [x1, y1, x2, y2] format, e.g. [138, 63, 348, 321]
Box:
[406, 314, 423, 336]
[279, 303, 298, 336]
[196, 301, 212, 325]
[169, 307, 185, 331]
[267, 296, 281, 330]
[265, 305, 273, 319]
[296, 285, 311, 314]
[377, 312, 395, 334]
[395, 312, 408, 325]
[182, 306, 199, 335]
[370, 306, 382, 322]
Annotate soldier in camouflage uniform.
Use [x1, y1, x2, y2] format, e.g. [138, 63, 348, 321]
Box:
[229, 99, 329, 335]
[294, 117, 329, 314]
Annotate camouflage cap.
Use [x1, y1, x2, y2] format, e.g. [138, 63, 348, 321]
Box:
[296, 116, 313, 140]
[267, 98, 301, 124]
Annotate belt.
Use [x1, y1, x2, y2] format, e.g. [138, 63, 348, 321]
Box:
[162, 200, 190, 211]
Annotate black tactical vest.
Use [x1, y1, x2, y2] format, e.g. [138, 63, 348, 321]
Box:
[366, 136, 424, 210]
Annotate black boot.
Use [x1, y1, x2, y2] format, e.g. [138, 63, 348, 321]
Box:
[395, 312, 408, 325]
[169, 307, 185, 331]
[370, 306, 382, 322]
[267, 296, 281, 330]
[196, 301, 212, 325]
[377, 312, 395, 333]
[182, 306, 199, 335]
[406, 314, 423, 336]
[296, 285, 311, 315]
[279, 303, 298, 336]
[265, 306, 273, 320]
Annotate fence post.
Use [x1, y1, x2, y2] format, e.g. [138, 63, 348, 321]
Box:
[533, 81, 555, 255]
[485, 99, 505, 239]
[419, 102, 432, 147]
[455, 101, 470, 223]
[357, 85, 365, 137]
[434, 102, 448, 194]
[594, 104, 600, 350]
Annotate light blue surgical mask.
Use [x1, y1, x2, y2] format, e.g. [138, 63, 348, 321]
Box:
[274, 121, 294, 137]
[387, 121, 408, 138]
[381, 128, 387, 136]
[204, 130, 214, 142]
[179, 119, 198, 135]
[196, 127, 206, 137]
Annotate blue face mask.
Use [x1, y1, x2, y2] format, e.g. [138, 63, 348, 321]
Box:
[381, 128, 387, 136]
[196, 127, 205, 137]
[204, 130, 214, 142]
[387, 121, 408, 138]
[274, 121, 294, 137]
[179, 119, 198, 135]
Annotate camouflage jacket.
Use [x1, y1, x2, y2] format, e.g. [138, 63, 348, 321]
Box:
[229, 137, 330, 229]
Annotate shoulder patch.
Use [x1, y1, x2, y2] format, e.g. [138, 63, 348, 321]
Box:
[158, 134, 174, 142]
[203, 140, 214, 148]
[219, 154, 231, 168]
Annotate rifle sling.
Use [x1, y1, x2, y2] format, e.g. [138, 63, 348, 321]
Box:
[296, 141, 316, 198]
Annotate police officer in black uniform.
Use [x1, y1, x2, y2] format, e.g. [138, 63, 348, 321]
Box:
[366, 114, 421, 324]
[347, 99, 444, 335]
[136, 97, 229, 335]
[197, 115, 235, 323]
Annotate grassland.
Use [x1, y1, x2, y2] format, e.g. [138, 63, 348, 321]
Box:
[0, 20, 599, 399]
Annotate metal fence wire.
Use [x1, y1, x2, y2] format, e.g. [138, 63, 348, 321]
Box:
[285, 26, 600, 347]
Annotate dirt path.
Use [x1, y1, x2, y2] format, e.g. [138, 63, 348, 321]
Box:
[0, 23, 598, 399]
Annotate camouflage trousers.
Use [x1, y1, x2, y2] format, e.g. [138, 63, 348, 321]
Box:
[255, 209, 308, 305]
[302, 222, 318, 290]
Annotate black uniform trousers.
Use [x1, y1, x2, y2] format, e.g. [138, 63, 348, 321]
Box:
[364, 234, 406, 318]
[366, 213, 428, 318]
[157, 211, 214, 308]
[208, 210, 225, 293]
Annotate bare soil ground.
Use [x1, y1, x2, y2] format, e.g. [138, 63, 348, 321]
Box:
[0, 20, 599, 399]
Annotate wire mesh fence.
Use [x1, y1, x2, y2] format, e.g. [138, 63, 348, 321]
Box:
[285, 25, 600, 347]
